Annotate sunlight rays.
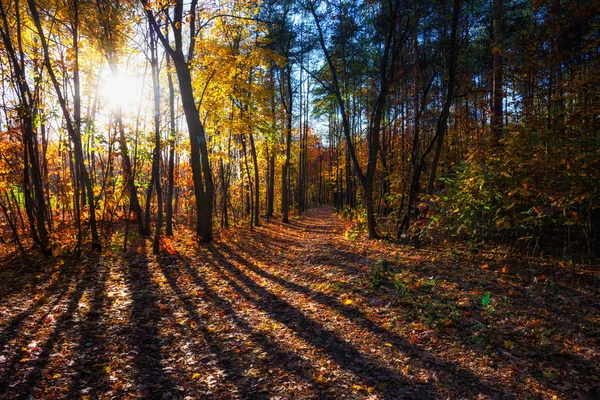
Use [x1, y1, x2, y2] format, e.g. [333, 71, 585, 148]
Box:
[100, 71, 142, 110]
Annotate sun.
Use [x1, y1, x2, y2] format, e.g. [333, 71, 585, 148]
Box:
[100, 71, 141, 110]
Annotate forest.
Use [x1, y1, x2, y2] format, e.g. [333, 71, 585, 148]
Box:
[0, 0, 598, 398]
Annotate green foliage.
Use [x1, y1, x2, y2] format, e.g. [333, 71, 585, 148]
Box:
[343, 206, 367, 240]
[392, 275, 409, 296]
[481, 293, 491, 307]
[433, 124, 600, 242]
[368, 259, 390, 289]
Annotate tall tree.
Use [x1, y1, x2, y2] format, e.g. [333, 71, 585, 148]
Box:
[27, 0, 101, 251]
[399, 0, 462, 231]
[0, 0, 51, 255]
[307, 0, 409, 238]
[165, 49, 177, 236]
[148, 25, 163, 253]
[141, 0, 214, 242]
[491, 0, 503, 140]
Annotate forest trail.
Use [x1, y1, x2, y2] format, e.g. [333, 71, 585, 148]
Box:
[1, 206, 598, 399]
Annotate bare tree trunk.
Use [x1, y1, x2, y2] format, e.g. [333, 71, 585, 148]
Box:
[282, 66, 293, 224]
[266, 66, 276, 218]
[491, 0, 503, 140]
[28, 0, 101, 251]
[165, 52, 176, 236]
[266, 149, 275, 218]
[150, 29, 163, 254]
[249, 132, 260, 226]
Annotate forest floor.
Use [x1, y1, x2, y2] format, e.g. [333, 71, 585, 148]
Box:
[0, 206, 599, 399]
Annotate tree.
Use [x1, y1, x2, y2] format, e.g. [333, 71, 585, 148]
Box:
[141, 0, 214, 242]
[27, 0, 101, 251]
[491, 0, 503, 140]
[0, 0, 51, 255]
[307, 0, 409, 238]
[92, 0, 146, 236]
[400, 0, 462, 231]
[147, 25, 163, 253]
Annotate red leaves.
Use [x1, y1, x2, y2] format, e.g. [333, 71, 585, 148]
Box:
[162, 238, 176, 255]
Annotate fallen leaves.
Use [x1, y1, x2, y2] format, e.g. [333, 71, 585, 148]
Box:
[0, 206, 597, 400]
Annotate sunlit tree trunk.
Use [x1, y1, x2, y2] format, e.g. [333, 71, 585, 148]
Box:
[29, 0, 102, 251]
[143, 0, 214, 242]
[0, 0, 52, 255]
[149, 28, 163, 254]
[281, 65, 293, 224]
[249, 132, 260, 226]
[266, 66, 276, 218]
[166, 53, 176, 236]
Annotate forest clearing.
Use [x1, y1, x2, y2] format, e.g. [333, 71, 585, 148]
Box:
[0, 0, 599, 398]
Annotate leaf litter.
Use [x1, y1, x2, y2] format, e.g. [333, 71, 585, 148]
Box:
[0, 206, 598, 399]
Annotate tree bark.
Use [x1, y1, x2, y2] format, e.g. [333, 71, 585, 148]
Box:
[143, 0, 213, 242]
[281, 66, 293, 224]
[149, 29, 163, 254]
[165, 53, 176, 236]
[0, 0, 51, 255]
[491, 0, 503, 140]
[249, 132, 260, 226]
[28, 0, 101, 251]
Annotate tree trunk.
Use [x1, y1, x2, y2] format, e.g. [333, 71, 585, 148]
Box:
[150, 30, 163, 254]
[282, 66, 293, 224]
[249, 132, 260, 226]
[428, 0, 461, 194]
[166, 53, 176, 236]
[491, 0, 503, 140]
[28, 0, 100, 251]
[171, 53, 213, 241]
[266, 149, 275, 218]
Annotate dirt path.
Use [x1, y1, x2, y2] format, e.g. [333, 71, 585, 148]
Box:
[1, 206, 598, 399]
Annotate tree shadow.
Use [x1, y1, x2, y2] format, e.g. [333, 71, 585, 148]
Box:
[0, 254, 99, 397]
[155, 252, 329, 398]
[212, 241, 505, 398]
[381, 252, 600, 397]
[66, 258, 112, 397]
[0, 258, 75, 353]
[0, 253, 51, 299]
[200, 243, 436, 399]
[123, 241, 176, 398]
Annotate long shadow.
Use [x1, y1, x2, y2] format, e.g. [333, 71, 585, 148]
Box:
[404, 257, 600, 397]
[0, 253, 49, 299]
[0, 255, 98, 397]
[155, 255, 240, 395]
[377, 251, 600, 393]
[203, 243, 434, 399]
[261, 209, 600, 397]
[288, 222, 342, 235]
[66, 259, 112, 397]
[214, 241, 504, 398]
[124, 242, 175, 398]
[159, 252, 335, 398]
[0, 258, 75, 352]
